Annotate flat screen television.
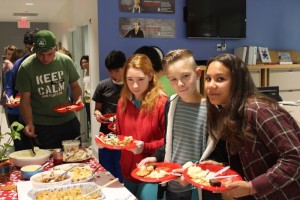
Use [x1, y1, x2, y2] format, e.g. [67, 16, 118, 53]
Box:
[186, 0, 246, 39]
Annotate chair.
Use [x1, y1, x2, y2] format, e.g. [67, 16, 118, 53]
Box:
[257, 86, 283, 102]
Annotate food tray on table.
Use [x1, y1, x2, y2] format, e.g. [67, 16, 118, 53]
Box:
[131, 162, 182, 183]
[182, 164, 242, 192]
[54, 102, 84, 113]
[31, 182, 104, 200]
[95, 133, 136, 150]
[53, 163, 94, 183]
[96, 113, 116, 124]
[63, 149, 92, 163]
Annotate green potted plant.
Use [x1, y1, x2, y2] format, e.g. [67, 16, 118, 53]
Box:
[0, 121, 23, 183]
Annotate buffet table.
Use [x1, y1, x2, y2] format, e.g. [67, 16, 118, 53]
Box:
[0, 153, 136, 200]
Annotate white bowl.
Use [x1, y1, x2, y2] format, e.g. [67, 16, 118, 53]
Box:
[30, 170, 72, 189]
[9, 149, 51, 168]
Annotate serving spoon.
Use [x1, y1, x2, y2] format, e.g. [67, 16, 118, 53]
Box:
[51, 164, 83, 182]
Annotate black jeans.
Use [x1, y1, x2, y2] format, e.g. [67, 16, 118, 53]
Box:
[34, 117, 80, 149]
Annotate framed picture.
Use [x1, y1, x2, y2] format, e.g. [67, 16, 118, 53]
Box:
[258, 47, 272, 63]
[119, 17, 175, 38]
[119, 0, 175, 14]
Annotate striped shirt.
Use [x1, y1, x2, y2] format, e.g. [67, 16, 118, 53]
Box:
[169, 98, 208, 192]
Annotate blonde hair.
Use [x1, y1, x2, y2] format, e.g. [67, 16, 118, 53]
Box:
[162, 49, 197, 72]
[120, 53, 162, 113]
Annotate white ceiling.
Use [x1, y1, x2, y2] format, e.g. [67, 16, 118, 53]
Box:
[0, 0, 68, 22]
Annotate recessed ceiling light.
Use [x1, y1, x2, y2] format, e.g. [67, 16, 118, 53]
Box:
[25, 3, 34, 6]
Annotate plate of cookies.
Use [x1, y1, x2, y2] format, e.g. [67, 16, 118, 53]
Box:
[182, 164, 242, 191]
[131, 162, 182, 183]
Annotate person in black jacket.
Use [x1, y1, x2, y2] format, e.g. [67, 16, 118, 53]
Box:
[125, 21, 144, 38]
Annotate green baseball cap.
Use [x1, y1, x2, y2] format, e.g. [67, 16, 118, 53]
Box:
[32, 30, 56, 53]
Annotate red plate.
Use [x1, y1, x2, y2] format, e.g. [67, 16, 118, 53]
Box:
[183, 164, 242, 192]
[96, 113, 116, 124]
[131, 162, 182, 183]
[108, 122, 116, 132]
[54, 102, 84, 113]
[95, 133, 136, 150]
[5, 94, 20, 107]
[5, 102, 19, 108]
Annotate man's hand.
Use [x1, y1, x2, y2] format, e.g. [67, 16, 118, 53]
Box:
[24, 124, 36, 138]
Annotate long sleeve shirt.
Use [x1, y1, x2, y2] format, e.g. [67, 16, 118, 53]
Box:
[235, 98, 300, 199]
[116, 95, 167, 182]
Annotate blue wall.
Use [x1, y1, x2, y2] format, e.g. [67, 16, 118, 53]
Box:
[98, 0, 300, 79]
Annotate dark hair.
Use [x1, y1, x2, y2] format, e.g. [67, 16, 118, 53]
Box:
[134, 46, 162, 72]
[105, 50, 126, 70]
[23, 29, 39, 45]
[80, 55, 89, 69]
[10, 49, 26, 63]
[59, 48, 72, 59]
[206, 53, 277, 154]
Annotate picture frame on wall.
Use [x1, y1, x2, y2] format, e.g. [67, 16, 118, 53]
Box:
[119, 17, 175, 38]
[119, 0, 175, 14]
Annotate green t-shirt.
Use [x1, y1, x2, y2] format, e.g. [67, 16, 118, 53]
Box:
[159, 75, 175, 97]
[16, 52, 80, 125]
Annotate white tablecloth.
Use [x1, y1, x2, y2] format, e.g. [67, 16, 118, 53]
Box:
[17, 171, 136, 200]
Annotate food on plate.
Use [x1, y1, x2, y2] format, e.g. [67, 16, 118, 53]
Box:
[136, 163, 169, 179]
[186, 165, 213, 186]
[102, 115, 116, 122]
[209, 178, 221, 187]
[99, 133, 133, 146]
[136, 163, 156, 177]
[35, 187, 101, 200]
[7, 96, 20, 104]
[63, 149, 91, 162]
[182, 161, 194, 169]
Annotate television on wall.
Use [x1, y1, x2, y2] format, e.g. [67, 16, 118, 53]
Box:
[186, 0, 246, 39]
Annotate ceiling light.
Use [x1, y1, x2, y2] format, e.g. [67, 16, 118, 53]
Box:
[25, 3, 34, 6]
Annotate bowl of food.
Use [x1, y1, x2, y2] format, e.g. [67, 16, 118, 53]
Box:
[21, 165, 44, 180]
[30, 170, 72, 189]
[9, 148, 51, 168]
[62, 140, 80, 152]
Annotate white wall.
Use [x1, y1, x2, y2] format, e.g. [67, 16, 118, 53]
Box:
[47, 0, 100, 157]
